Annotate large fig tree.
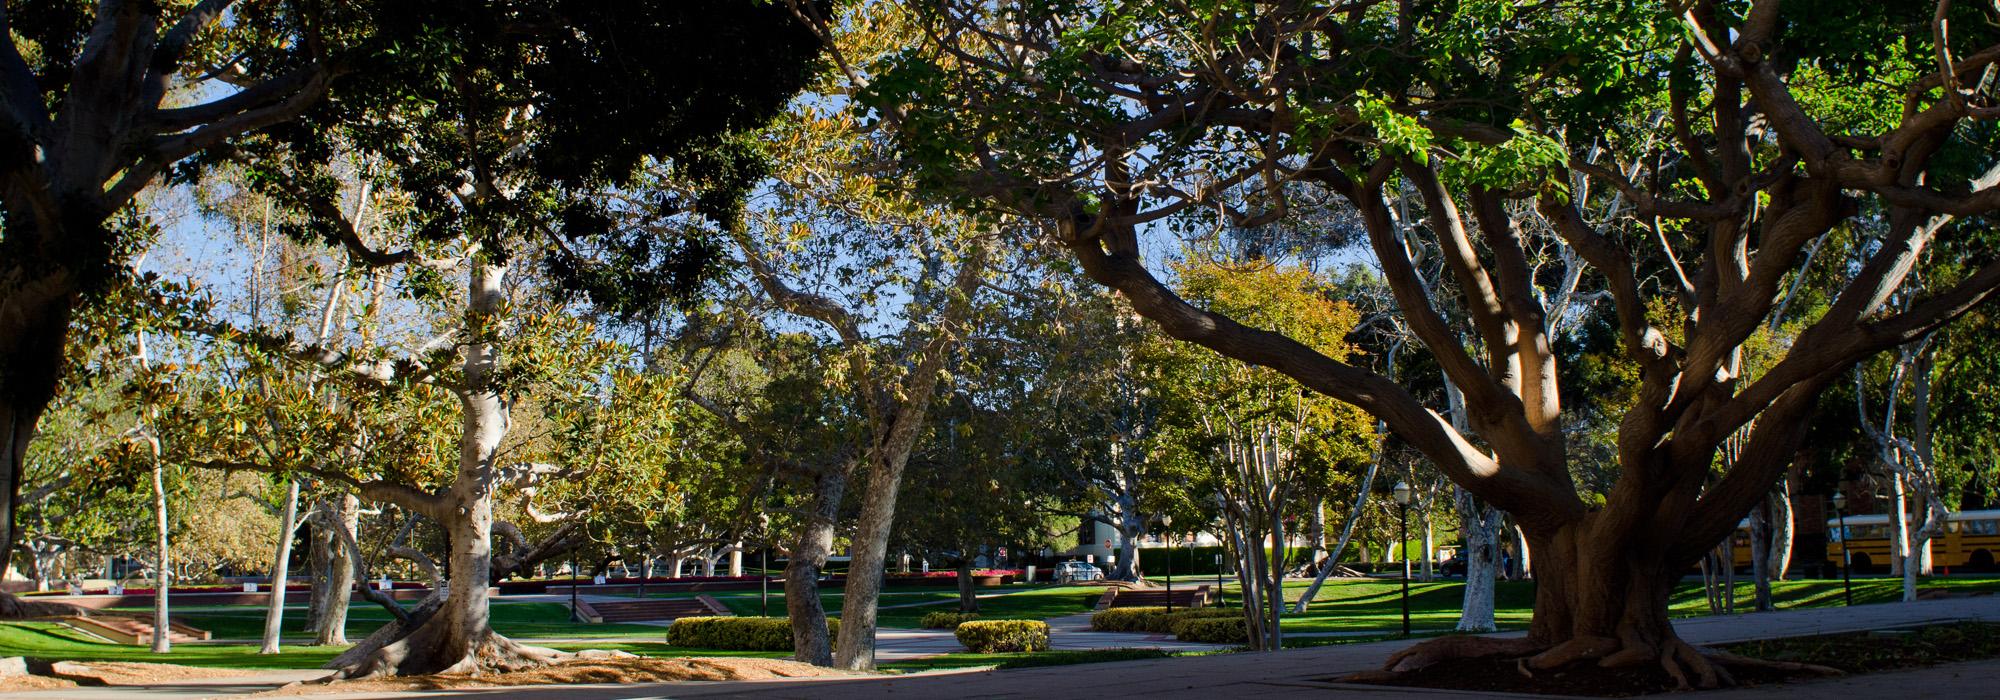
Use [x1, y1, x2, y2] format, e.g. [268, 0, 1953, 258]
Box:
[850, 0, 2000, 687]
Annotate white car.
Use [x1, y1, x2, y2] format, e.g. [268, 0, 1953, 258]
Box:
[1056, 561, 1104, 582]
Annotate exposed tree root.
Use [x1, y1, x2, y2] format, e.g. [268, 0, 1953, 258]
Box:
[1662, 638, 1730, 690]
[1701, 648, 1844, 678]
[1379, 635, 1546, 673]
[1523, 635, 1619, 671]
[318, 593, 566, 680]
[329, 631, 567, 680]
[1365, 633, 1843, 692]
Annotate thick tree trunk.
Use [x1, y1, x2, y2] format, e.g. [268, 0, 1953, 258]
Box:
[1113, 504, 1144, 580]
[1392, 521, 1765, 690]
[787, 469, 844, 666]
[260, 479, 303, 654]
[330, 263, 561, 678]
[834, 453, 917, 671]
[0, 273, 77, 621]
[307, 506, 332, 634]
[955, 558, 978, 613]
[313, 495, 359, 645]
[1768, 479, 1794, 581]
[1456, 489, 1500, 632]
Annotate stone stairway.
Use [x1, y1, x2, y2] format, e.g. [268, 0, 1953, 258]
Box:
[60, 615, 210, 645]
[573, 595, 730, 623]
[1095, 585, 1212, 610]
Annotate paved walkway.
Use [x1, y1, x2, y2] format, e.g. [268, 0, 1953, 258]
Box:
[11, 596, 1999, 699]
[375, 596, 2000, 699]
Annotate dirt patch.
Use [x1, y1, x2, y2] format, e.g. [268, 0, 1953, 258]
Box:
[0, 661, 264, 692]
[0, 674, 78, 692]
[254, 656, 855, 696]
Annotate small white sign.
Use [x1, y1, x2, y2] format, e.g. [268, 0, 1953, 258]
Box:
[243, 582, 257, 592]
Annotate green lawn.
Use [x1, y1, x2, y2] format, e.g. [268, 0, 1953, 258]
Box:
[112, 601, 666, 641]
[0, 621, 344, 668]
[1276, 579, 1537, 634]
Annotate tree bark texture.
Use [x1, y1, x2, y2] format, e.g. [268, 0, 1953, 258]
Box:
[328, 263, 563, 677]
[833, 437, 924, 671]
[313, 495, 360, 645]
[1455, 489, 1501, 633]
[786, 469, 844, 666]
[955, 557, 978, 613]
[260, 479, 303, 654]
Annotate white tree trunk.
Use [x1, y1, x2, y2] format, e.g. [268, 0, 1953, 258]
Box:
[1421, 515, 1435, 582]
[1768, 479, 1794, 581]
[260, 479, 302, 653]
[1456, 488, 1500, 633]
[150, 455, 172, 654]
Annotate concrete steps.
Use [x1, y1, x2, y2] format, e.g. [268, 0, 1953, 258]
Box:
[1095, 585, 1212, 610]
[60, 615, 210, 645]
[572, 595, 729, 623]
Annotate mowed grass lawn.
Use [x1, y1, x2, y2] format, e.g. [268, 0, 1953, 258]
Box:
[0, 620, 345, 668]
[1277, 575, 2000, 636]
[126, 601, 666, 641]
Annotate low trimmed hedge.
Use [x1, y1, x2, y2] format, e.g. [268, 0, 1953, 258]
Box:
[921, 611, 981, 629]
[1090, 606, 1241, 634]
[665, 616, 839, 651]
[955, 619, 1050, 653]
[1173, 616, 1249, 643]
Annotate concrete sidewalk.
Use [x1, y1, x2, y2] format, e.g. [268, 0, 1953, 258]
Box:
[396, 595, 2000, 699]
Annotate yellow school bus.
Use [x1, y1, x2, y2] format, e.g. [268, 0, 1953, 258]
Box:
[1826, 509, 2000, 573]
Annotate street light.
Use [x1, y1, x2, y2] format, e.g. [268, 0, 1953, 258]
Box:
[569, 548, 581, 623]
[1215, 553, 1225, 608]
[1393, 481, 1414, 636]
[1158, 514, 1174, 613]
[757, 513, 772, 617]
[1832, 489, 1852, 607]
[1185, 533, 1198, 606]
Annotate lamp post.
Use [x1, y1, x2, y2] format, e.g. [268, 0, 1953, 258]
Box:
[757, 513, 772, 617]
[1215, 553, 1225, 607]
[569, 549, 581, 623]
[1158, 514, 1174, 613]
[1186, 533, 1198, 606]
[1832, 490, 1853, 607]
[1393, 481, 1413, 636]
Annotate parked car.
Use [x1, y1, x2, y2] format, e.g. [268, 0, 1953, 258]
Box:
[1056, 561, 1104, 583]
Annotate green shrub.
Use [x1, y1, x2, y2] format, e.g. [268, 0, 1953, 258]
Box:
[921, 611, 981, 629]
[955, 619, 1051, 653]
[1174, 616, 1249, 644]
[1168, 608, 1240, 636]
[665, 616, 840, 651]
[1090, 606, 1168, 632]
[1091, 606, 1241, 634]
